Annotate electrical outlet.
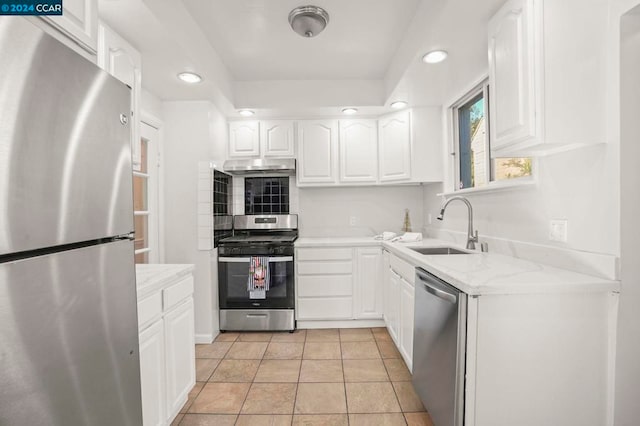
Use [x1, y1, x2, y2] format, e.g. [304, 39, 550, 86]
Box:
[349, 216, 359, 227]
[549, 219, 568, 242]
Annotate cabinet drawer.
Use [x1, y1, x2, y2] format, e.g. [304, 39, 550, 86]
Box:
[297, 248, 353, 261]
[298, 275, 353, 297]
[297, 297, 353, 320]
[297, 261, 352, 275]
[390, 254, 415, 285]
[163, 275, 194, 312]
[138, 291, 162, 330]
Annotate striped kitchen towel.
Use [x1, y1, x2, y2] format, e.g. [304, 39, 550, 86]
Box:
[247, 256, 270, 292]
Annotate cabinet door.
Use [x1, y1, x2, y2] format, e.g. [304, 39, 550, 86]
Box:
[229, 121, 261, 157]
[97, 24, 142, 170]
[488, 0, 539, 150]
[382, 250, 391, 323]
[164, 299, 196, 419]
[399, 278, 415, 371]
[355, 247, 383, 319]
[297, 120, 338, 185]
[339, 120, 378, 183]
[41, 0, 97, 54]
[139, 320, 166, 426]
[378, 111, 412, 182]
[261, 121, 295, 157]
[387, 270, 401, 345]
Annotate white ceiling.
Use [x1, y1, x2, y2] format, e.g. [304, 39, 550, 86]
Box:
[181, 0, 421, 81]
[98, 0, 506, 117]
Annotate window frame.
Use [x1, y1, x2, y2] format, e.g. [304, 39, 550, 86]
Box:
[448, 78, 535, 195]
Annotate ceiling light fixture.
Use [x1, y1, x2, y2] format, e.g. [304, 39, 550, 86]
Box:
[422, 50, 448, 64]
[177, 72, 202, 83]
[238, 109, 255, 117]
[288, 5, 330, 38]
[342, 108, 358, 115]
[390, 101, 408, 109]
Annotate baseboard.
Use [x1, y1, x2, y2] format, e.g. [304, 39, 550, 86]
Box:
[297, 319, 385, 329]
[195, 333, 214, 344]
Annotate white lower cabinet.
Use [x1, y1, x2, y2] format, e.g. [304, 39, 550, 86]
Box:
[137, 267, 195, 426]
[139, 320, 166, 426]
[296, 245, 383, 322]
[398, 277, 415, 371]
[164, 298, 196, 418]
[384, 252, 415, 370]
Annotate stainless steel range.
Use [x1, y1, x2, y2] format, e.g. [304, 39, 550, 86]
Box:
[218, 215, 298, 332]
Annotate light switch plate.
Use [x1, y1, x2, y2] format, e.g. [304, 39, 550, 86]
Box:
[549, 219, 568, 242]
[349, 216, 359, 227]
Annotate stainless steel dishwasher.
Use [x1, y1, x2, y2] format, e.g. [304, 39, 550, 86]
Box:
[413, 267, 467, 426]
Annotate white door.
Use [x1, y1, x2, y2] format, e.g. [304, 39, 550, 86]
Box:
[399, 277, 415, 371]
[339, 119, 378, 183]
[488, 0, 539, 150]
[387, 270, 401, 345]
[261, 121, 295, 157]
[164, 299, 196, 418]
[133, 122, 161, 264]
[297, 120, 338, 185]
[139, 320, 166, 426]
[355, 247, 383, 319]
[378, 111, 412, 182]
[97, 23, 142, 169]
[229, 121, 260, 157]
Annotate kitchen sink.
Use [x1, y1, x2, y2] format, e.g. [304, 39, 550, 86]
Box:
[410, 246, 470, 255]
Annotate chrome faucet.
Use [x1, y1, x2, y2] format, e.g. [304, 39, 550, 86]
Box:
[437, 196, 479, 250]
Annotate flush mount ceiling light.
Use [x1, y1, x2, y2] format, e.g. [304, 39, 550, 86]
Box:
[390, 101, 408, 109]
[288, 5, 330, 38]
[177, 72, 202, 83]
[342, 108, 358, 115]
[422, 50, 448, 64]
[238, 109, 255, 117]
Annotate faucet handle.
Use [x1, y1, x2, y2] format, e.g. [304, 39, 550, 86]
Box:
[473, 230, 479, 242]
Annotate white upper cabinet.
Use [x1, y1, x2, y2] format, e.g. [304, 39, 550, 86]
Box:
[339, 120, 378, 183]
[488, 0, 540, 152]
[229, 121, 261, 157]
[378, 110, 412, 182]
[488, 0, 607, 156]
[41, 0, 98, 54]
[297, 120, 339, 185]
[97, 23, 142, 170]
[261, 120, 295, 157]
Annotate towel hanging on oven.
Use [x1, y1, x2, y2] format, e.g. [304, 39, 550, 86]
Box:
[248, 256, 270, 292]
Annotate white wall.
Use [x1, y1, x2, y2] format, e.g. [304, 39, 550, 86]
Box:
[162, 101, 227, 342]
[423, 0, 619, 267]
[615, 3, 640, 425]
[298, 185, 424, 237]
[141, 89, 163, 121]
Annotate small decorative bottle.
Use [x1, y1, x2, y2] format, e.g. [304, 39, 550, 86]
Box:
[402, 209, 412, 232]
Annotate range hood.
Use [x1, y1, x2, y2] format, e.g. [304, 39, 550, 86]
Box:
[223, 158, 296, 175]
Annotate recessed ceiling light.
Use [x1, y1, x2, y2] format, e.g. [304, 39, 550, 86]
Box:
[390, 101, 408, 109]
[422, 50, 448, 64]
[177, 72, 202, 83]
[239, 109, 255, 117]
[342, 108, 358, 115]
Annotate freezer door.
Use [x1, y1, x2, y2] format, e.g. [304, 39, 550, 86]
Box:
[0, 240, 142, 426]
[0, 17, 133, 255]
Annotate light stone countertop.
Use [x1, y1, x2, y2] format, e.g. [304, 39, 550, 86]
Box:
[295, 237, 619, 296]
[136, 263, 195, 300]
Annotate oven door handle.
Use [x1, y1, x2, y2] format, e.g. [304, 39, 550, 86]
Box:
[218, 256, 293, 263]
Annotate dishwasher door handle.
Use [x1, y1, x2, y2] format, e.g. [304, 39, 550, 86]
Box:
[416, 270, 458, 304]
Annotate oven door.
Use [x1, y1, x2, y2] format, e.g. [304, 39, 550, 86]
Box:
[218, 255, 294, 309]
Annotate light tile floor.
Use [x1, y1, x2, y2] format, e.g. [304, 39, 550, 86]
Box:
[172, 328, 435, 426]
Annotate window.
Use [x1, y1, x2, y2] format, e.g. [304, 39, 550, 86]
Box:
[133, 122, 160, 264]
[453, 80, 532, 190]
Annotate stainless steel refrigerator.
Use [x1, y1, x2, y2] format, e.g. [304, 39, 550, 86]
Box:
[0, 17, 142, 425]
